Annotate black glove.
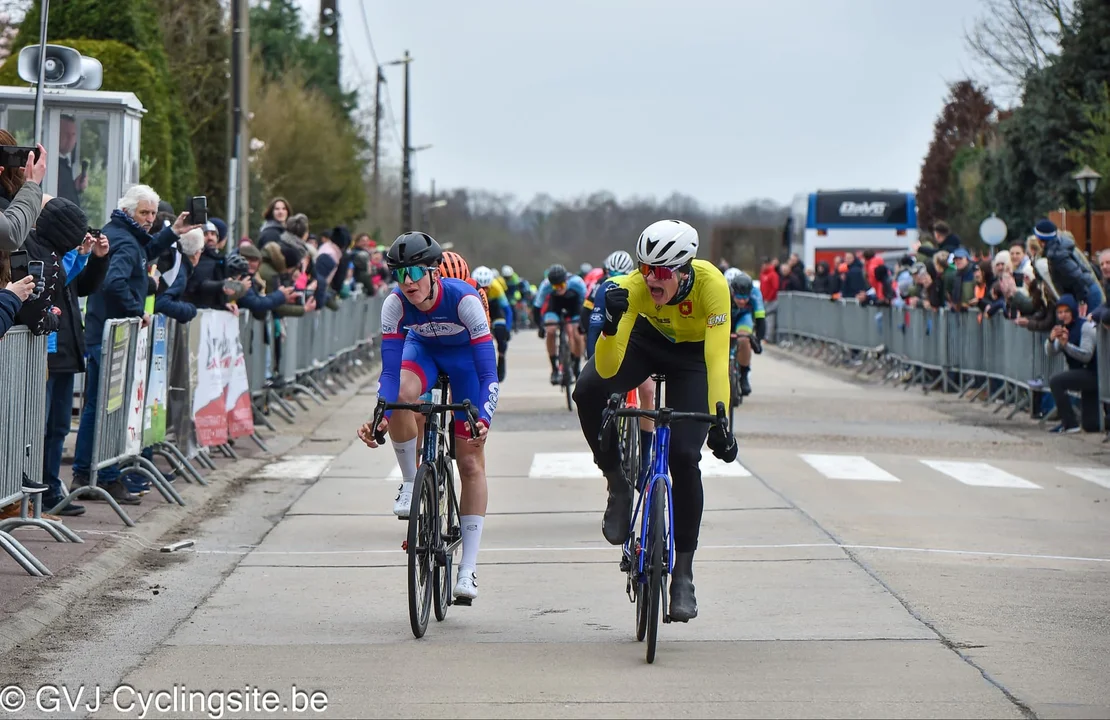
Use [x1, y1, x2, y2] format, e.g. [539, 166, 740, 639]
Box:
[602, 286, 629, 336]
[707, 424, 738, 463]
[754, 316, 767, 342]
[30, 277, 45, 301]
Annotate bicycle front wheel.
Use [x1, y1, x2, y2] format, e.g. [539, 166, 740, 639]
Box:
[646, 480, 666, 664]
[408, 464, 435, 638]
[433, 458, 456, 622]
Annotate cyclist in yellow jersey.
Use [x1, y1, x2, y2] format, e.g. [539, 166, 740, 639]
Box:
[573, 219, 738, 623]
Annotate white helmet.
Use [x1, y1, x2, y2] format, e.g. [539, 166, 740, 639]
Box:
[603, 250, 635, 275]
[636, 219, 699, 267]
[501, 265, 514, 277]
[472, 265, 495, 288]
[723, 267, 742, 282]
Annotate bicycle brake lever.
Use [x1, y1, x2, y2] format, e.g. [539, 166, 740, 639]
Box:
[463, 401, 481, 439]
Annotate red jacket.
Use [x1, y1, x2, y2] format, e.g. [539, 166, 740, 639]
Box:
[865, 255, 884, 295]
[759, 267, 780, 302]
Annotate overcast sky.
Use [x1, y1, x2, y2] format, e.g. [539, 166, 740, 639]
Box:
[293, 0, 991, 209]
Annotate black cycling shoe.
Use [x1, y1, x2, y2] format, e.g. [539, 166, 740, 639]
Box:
[669, 551, 698, 622]
[550, 370, 561, 385]
[602, 470, 632, 545]
[739, 374, 752, 397]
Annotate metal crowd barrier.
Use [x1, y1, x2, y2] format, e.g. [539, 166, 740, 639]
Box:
[0, 328, 67, 577]
[775, 292, 1086, 423]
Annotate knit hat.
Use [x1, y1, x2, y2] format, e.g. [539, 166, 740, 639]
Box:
[209, 217, 228, 242]
[238, 244, 263, 260]
[1034, 219, 1057, 241]
[952, 248, 971, 260]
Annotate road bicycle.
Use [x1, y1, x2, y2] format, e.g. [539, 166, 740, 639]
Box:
[728, 332, 761, 432]
[371, 375, 481, 639]
[601, 376, 729, 663]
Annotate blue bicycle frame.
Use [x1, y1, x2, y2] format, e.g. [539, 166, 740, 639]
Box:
[625, 419, 676, 579]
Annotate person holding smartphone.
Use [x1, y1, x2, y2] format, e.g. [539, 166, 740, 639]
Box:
[0, 273, 36, 338]
[0, 130, 48, 251]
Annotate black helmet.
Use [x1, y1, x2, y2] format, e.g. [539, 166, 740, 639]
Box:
[225, 253, 250, 278]
[729, 270, 753, 297]
[386, 231, 442, 269]
[547, 264, 568, 285]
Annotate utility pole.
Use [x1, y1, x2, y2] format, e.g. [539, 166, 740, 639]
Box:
[319, 0, 339, 47]
[227, 0, 250, 250]
[373, 67, 383, 227]
[401, 50, 412, 233]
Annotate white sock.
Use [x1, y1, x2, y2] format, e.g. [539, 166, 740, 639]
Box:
[392, 438, 418, 482]
[459, 515, 484, 574]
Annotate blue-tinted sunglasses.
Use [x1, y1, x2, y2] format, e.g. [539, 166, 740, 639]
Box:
[393, 266, 431, 283]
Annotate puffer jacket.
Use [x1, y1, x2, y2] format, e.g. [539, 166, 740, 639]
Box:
[1010, 258, 1059, 332]
[185, 245, 231, 310]
[811, 262, 839, 295]
[1044, 233, 1104, 309]
[7, 197, 89, 335]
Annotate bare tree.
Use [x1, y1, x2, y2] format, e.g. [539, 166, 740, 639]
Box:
[964, 0, 1078, 98]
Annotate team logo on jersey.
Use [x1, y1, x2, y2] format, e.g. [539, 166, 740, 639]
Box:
[707, 313, 728, 328]
[679, 300, 693, 316]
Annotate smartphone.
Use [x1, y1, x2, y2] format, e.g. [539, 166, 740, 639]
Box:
[186, 195, 208, 226]
[0, 145, 37, 169]
[8, 250, 29, 280]
[28, 260, 43, 280]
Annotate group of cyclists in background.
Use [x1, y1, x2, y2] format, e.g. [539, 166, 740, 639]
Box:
[358, 220, 756, 624]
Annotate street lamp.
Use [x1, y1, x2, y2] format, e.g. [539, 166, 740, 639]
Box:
[422, 199, 448, 235]
[1072, 165, 1102, 257]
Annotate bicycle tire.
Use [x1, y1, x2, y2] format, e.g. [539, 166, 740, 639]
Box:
[559, 326, 573, 410]
[432, 457, 455, 622]
[621, 415, 639, 494]
[408, 464, 435, 638]
[646, 479, 666, 663]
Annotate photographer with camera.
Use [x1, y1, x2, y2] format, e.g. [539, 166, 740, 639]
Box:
[1045, 294, 1100, 434]
[0, 132, 48, 252]
[228, 244, 297, 319]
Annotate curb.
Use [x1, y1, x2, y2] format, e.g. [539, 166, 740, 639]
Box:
[0, 361, 380, 659]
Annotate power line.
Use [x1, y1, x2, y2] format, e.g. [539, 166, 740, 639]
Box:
[341, 4, 402, 153]
[381, 79, 404, 150]
[355, 0, 380, 67]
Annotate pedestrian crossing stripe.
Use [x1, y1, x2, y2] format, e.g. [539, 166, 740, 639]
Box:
[1058, 467, 1110, 490]
[800, 454, 899, 482]
[920, 460, 1041, 489]
[527, 452, 752, 479]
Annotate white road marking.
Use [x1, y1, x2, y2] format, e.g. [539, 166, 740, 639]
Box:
[1058, 466, 1110, 490]
[920, 460, 1040, 489]
[388, 460, 460, 479]
[800, 454, 899, 482]
[528, 451, 751, 478]
[253, 455, 335, 480]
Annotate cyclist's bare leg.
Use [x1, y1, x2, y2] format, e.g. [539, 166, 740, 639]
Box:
[735, 333, 753, 395]
[454, 431, 488, 596]
[544, 322, 560, 380]
[388, 370, 423, 515]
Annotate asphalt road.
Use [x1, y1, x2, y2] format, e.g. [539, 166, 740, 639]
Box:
[3, 332, 1109, 719]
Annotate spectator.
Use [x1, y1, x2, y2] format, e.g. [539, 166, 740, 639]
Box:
[948, 248, 976, 311]
[1045, 294, 1099, 433]
[14, 197, 90, 336]
[1086, 249, 1110, 327]
[1036, 220, 1104, 312]
[933, 220, 960, 253]
[41, 220, 110, 516]
[811, 260, 838, 295]
[152, 228, 203, 324]
[313, 225, 348, 309]
[781, 261, 805, 292]
[258, 197, 290, 247]
[234, 243, 297, 319]
[0, 270, 36, 337]
[184, 220, 234, 311]
[841, 251, 868, 298]
[0, 132, 47, 251]
[894, 255, 915, 298]
[1009, 241, 1031, 288]
[259, 238, 314, 317]
[759, 257, 780, 302]
[1004, 256, 1059, 331]
[862, 249, 883, 292]
[860, 263, 896, 306]
[72, 184, 198, 505]
[55, 115, 87, 206]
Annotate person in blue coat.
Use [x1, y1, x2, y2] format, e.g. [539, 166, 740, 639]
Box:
[72, 184, 200, 505]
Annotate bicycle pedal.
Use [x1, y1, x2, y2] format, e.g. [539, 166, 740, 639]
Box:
[453, 597, 472, 607]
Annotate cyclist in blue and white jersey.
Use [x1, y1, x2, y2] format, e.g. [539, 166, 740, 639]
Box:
[532, 264, 588, 384]
[472, 265, 513, 382]
[726, 269, 765, 397]
[357, 232, 498, 603]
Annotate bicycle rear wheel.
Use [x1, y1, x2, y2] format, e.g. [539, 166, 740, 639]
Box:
[407, 464, 435, 638]
[559, 328, 573, 411]
[432, 457, 456, 622]
[620, 415, 639, 492]
[646, 480, 666, 663]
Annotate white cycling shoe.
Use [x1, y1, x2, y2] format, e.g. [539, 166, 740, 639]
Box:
[453, 567, 478, 601]
[393, 482, 413, 519]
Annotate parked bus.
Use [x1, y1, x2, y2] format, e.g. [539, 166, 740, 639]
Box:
[784, 189, 918, 269]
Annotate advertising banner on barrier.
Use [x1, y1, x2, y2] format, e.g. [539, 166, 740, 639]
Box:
[190, 311, 254, 447]
[125, 324, 150, 455]
[105, 323, 130, 414]
[143, 315, 169, 447]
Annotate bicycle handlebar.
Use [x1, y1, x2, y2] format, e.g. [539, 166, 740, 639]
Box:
[371, 396, 482, 444]
[599, 393, 729, 449]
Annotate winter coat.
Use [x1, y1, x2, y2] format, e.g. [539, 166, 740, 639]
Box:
[258, 239, 306, 318]
[0, 290, 22, 339]
[841, 259, 868, 297]
[155, 259, 198, 323]
[811, 262, 838, 295]
[1044, 233, 1104, 309]
[185, 246, 231, 310]
[12, 197, 89, 336]
[258, 220, 284, 249]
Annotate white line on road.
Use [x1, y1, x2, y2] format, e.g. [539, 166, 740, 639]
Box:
[920, 460, 1041, 489]
[1058, 466, 1110, 490]
[800, 454, 900, 482]
[528, 451, 750, 478]
[252, 455, 336, 480]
